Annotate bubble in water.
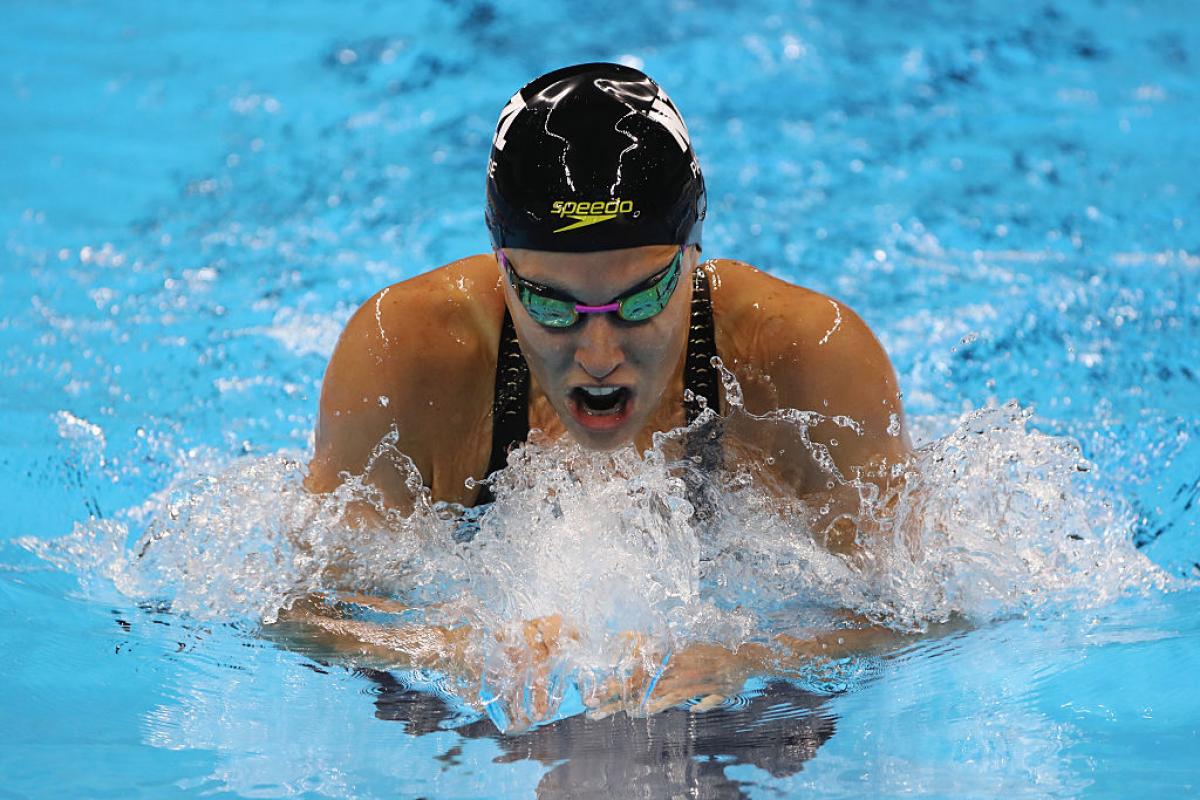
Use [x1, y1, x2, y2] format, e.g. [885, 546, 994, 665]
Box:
[887, 412, 903, 437]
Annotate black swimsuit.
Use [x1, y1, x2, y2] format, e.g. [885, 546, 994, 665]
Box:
[473, 266, 721, 507]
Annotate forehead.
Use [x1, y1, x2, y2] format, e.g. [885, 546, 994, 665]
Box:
[505, 245, 679, 296]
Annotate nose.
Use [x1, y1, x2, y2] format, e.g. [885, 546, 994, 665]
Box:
[574, 313, 624, 380]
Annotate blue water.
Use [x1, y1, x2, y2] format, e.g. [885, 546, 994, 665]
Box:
[2, 1, 1199, 797]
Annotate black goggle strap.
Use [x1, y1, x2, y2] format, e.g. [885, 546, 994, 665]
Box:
[499, 248, 683, 306]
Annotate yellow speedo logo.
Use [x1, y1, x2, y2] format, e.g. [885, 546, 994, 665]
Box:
[551, 199, 635, 233]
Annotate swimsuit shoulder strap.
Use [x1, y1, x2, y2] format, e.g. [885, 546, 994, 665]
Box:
[477, 306, 530, 506]
[684, 263, 720, 420]
[682, 263, 723, 522]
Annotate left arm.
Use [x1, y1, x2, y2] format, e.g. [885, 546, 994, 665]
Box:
[732, 290, 912, 556]
[768, 295, 910, 480]
[587, 613, 968, 717]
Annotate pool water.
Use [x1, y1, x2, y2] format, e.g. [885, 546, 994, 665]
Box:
[2, 0, 1199, 797]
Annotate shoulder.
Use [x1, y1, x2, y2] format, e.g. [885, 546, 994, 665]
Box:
[307, 255, 504, 496]
[326, 255, 505, 403]
[708, 258, 909, 461]
[335, 255, 504, 372]
[709, 258, 886, 377]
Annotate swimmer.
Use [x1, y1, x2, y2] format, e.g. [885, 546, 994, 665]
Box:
[306, 62, 909, 518]
[290, 63, 915, 726]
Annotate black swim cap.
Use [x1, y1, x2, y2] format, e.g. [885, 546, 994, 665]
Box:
[485, 63, 706, 253]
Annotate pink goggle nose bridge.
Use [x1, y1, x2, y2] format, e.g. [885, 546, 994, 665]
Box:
[574, 301, 620, 314]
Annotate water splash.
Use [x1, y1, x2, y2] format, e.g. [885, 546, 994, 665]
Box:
[22, 376, 1173, 729]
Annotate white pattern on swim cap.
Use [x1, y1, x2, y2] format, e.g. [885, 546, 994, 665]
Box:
[493, 91, 526, 152]
[646, 89, 690, 151]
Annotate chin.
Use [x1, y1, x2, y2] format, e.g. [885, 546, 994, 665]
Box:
[568, 424, 637, 451]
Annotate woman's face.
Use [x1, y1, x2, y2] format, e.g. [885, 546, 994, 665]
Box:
[499, 244, 696, 450]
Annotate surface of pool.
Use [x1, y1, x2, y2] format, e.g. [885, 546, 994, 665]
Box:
[2, 1, 1198, 797]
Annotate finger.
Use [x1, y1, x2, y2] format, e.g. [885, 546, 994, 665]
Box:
[582, 674, 620, 708]
[522, 619, 547, 656]
[623, 662, 648, 705]
[504, 677, 533, 732]
[646, 687, 700, 715]
[587, 668, 653, 719]
[532, 658, 551, 720]
[542, 614, 562, 642]
[643, 670, 725, 714]
[690, 693, 726, 713]
[586, 698, 622, 720]
[591, 674, 686, 719]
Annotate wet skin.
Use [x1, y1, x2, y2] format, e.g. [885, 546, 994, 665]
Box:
[305, 245, 911, 519]
[295, 246, 916, 727]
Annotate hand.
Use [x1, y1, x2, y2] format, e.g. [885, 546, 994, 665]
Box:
[481, 614, 579, 732]
[643, 642, 770, 714]
[583, 638, 771, 719]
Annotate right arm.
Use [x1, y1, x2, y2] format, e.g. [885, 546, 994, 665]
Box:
[280, 262, 502, 681]
[304, 285, 436, 517]
[304, 256, 504, 511]
[268, 596, 473, 677]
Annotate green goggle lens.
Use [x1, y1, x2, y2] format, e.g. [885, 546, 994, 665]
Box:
[618, 262, 680, 321]
[521, 291, 577, 327]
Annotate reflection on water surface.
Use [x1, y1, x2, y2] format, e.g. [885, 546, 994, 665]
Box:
[362, 669, 836, 800]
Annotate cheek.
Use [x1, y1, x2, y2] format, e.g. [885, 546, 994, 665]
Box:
[518, 329, 574, 378]
[628, 314, 687, 370]
[629, 331, 668, 365]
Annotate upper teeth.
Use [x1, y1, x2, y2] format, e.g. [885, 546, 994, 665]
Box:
[581, 386, 620, 396]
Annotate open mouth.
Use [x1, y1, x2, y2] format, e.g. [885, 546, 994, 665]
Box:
[568, 386, 633, 431]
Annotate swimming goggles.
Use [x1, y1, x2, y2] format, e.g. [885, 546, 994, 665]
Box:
[498, 247, 683, 328]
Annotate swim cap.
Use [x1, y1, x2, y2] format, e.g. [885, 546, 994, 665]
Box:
[485, 63, 706, 253]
